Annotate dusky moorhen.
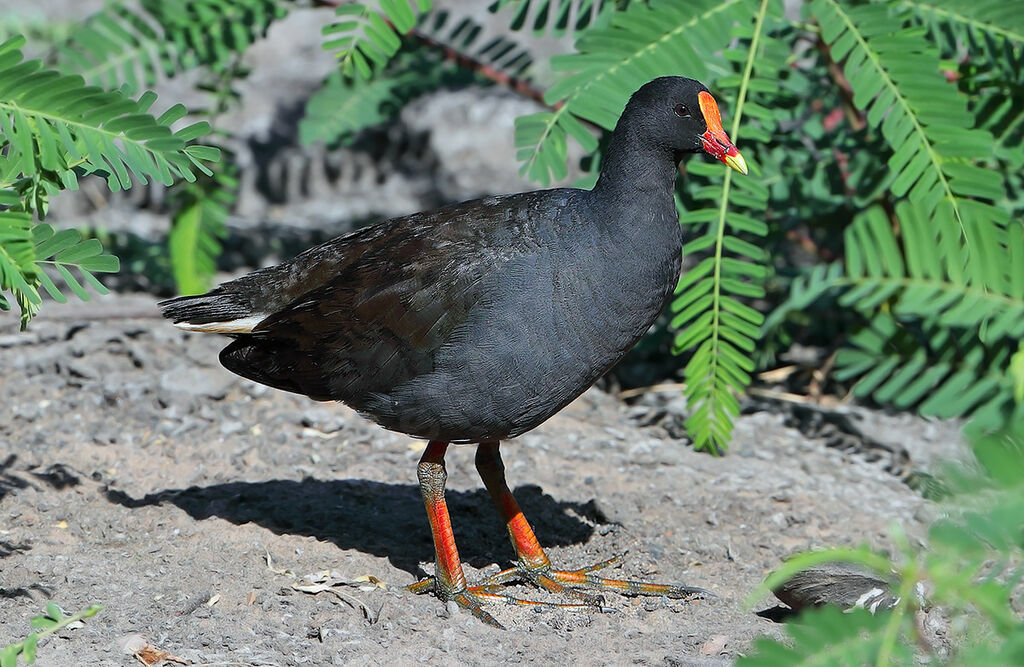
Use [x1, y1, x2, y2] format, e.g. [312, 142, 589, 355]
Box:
[161, 76, 747, 628]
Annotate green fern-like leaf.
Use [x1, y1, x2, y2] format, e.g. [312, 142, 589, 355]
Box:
[305, 14, 532, 148]
[32, 223, 119, 303]
[845, 205, 1024, 343]
[322, 0, 431, 79]
[514, 0, 744, 185]
[300, 40, 481, 148]
[0, 36, 219, 193]
[0, 208, 34, 314]
[759, 263, 845, 338]
[738, 606, 902, 667]
[669, 0, 785, 454]
[1, 34, 216, 326]
[57, 0, 288, 93]
[786, 204, 1024, 421]
[835, 313, 1009, 419]
[812, 0, 1009, 238]
[168, 162, 238, 295]
[1, 218, 119, 328]
[419, 7, 536, 78]
[489, 0, 613, 38]
[901, 0, 1024, 214]
[767, 206, 1022, 422]
[900, 0, 1024, 49]
[300, 70, 410, 147]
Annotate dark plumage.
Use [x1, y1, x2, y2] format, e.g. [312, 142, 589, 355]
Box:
[160, 76, 747, 627]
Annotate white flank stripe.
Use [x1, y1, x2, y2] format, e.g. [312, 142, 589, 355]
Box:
[174, 315, 266, 334]
[854, 588, 884, 609]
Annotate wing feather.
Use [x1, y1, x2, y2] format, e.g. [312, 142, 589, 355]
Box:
[219, 193, 543, 405]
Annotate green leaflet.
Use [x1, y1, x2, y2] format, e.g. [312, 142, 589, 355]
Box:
[168, 163, 237, 295]
[671, 0, 780, 454]
[1, 603, 103, 667]
[514, 0, 744, 185]
[813, 0, 1009, 240]
[0, 35, 215, 326]
[299, 72, 406, 147]
[322, 0, 432, 79]
[489, 0, 613, 38]
[769, 203, 1023, 422]
[834, 204, 1023, 421]
[739, 606, 899, 667]
[0, 218, 120, 329]
[0, 210, 35, 313]
[900, 0, 1024, 48]
[299, 46, 474, 148]
[57, 0, 288, 94]
[902, 0, 1024, 215]
[0, 38, 218, 191]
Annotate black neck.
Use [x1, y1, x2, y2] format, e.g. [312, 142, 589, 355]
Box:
[589, 124, 680, 205]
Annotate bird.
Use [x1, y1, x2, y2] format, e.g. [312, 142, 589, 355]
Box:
[160, 76, 747, 628]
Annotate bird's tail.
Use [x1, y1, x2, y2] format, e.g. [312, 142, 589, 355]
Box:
[159, 236, 342, 334]
[159, 286, 268, 334]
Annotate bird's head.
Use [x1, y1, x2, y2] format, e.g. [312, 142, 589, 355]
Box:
[625, 76, 748, 175]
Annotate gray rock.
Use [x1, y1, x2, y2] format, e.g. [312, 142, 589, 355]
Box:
[402, 87, 583, 201]
[159, 366, 235, 400]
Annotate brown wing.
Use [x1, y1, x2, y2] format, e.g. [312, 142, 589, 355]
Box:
[218, 193, 537, 403]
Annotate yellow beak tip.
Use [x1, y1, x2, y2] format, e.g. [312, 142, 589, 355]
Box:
[724, 153, 748, 175]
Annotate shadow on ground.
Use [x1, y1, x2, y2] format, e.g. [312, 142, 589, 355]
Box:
[105, 479, 603, 577]
[1, 455, 83, 504]
[0, 454, 33, 503]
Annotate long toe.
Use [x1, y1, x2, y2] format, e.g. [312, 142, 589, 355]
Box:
[489, 554, 710, 603]
[548, 569, 712, 599]
[407, 577, 607, 630]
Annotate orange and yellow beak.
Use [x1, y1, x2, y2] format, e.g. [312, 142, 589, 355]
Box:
[698, 91, 747, 175]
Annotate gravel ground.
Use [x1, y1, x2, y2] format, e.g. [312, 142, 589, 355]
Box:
[0, 294, 961, 665]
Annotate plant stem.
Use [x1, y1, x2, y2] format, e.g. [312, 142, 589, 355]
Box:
[311, 0, 553, 108]
[696, 0, 769, 453]
[36, 604, 104, 641]
[815, 34, 865, 131]
[875, 558, 917, 666]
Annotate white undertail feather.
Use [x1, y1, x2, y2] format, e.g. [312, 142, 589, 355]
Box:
[173, 315, 266, 334]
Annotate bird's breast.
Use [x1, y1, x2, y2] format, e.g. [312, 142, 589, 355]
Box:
[386, 199, 684, 441]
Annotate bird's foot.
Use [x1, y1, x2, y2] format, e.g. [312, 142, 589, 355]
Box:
[407, 576, 604, 629]
[482, 552, 711, 603]
[408, 553, 708, 629]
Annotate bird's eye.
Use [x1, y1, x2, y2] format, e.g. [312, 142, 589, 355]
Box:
[674, 104, 690, 118]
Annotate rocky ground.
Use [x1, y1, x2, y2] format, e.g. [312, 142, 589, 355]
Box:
[1, 295, 962, 665]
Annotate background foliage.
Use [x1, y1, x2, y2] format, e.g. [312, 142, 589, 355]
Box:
[0, 31, 218, 328]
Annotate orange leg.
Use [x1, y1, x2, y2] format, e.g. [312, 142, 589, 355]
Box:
[475, 442, 709, 602]
[408, 441, 598, 629]
[414, 441, 468, 594]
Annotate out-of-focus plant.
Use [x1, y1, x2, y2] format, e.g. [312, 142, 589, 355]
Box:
[0, 602, 103, 666]
[0, 35, 218, 327]
[740, 414, 1024, 665]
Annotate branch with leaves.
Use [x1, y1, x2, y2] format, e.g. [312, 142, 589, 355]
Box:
[0, 34, 219, 327]
[0, 602, 103, 666]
